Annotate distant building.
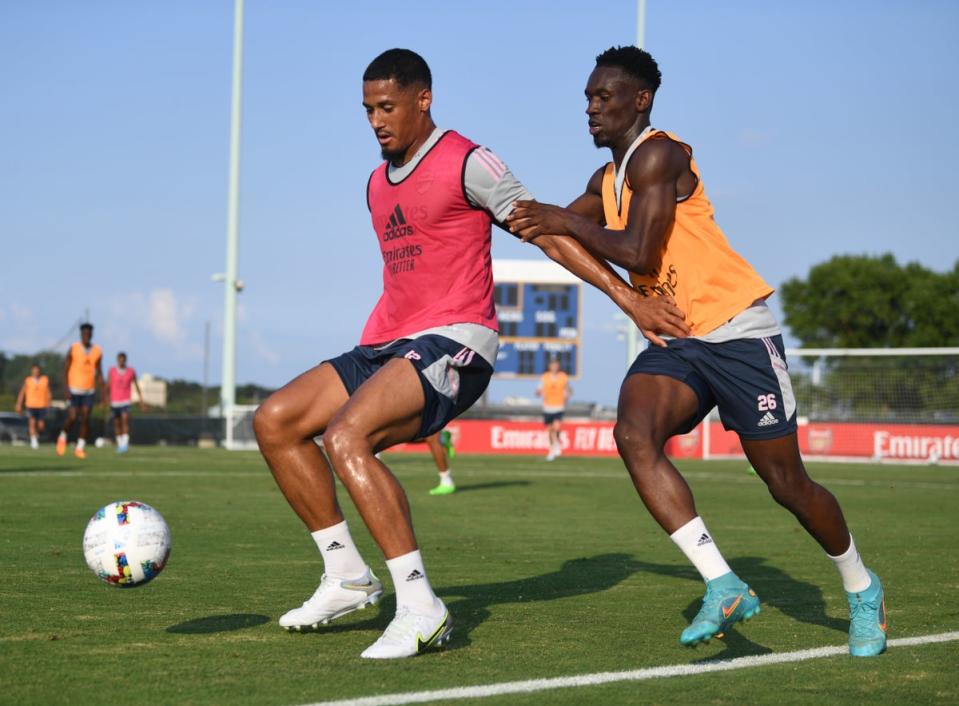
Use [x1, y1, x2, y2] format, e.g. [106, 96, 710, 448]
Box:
[133, 373, 167, 408]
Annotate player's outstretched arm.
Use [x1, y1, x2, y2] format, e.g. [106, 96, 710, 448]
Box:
[95, 359, 104, 402]
[507, 139, 684, 274]
[63, 351, 72, 401]
[529, 229, 687, 345]
[516, 168, 688, 345]
[467, 145, 687, 343]
[15, 382, 26, 413]
[133, 374, 146, 411]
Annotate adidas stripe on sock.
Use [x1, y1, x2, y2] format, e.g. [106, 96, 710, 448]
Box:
[670, 516, 733, 582]
[311, 520, 368, 579]
[385, 549, 442, 614]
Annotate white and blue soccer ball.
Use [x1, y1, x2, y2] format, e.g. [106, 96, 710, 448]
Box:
[82, 501, 171, 587]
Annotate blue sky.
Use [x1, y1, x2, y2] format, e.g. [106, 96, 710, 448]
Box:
[2, 1, 957, 405]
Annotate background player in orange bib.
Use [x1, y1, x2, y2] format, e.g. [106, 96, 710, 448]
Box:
[536, 357, 571, 460]
[57, 323, 103, 459]
[15, 363, 51, 449]
[507, 46, 885, 657]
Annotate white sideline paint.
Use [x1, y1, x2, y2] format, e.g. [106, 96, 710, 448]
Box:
[3, 467, 957, 491]
[297, 631, 959, 706]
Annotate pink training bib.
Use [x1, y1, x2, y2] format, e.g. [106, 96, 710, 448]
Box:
[109, 366, 135, 403]
[361, 131, 498, 344]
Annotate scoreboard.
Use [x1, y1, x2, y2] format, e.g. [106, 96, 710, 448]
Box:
[491, 259, 582, 378]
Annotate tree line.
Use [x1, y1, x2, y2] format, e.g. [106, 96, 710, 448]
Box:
[780, 254, 958, 422]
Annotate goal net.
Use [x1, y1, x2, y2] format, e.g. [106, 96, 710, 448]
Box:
[224, 404, 260, 451]
[702, 347, 959, 464]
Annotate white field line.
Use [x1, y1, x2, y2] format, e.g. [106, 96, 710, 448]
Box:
[298, 631, 959, 706]
[470, 468, 959, 491]
[1, 467, 957, 491]
[0, 470, 262, 478]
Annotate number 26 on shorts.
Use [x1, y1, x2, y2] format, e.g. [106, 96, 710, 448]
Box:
[757, 393, 777, 411]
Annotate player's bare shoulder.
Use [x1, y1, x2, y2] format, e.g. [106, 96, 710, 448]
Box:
[586, 164, 607, 196]
[627, 135, 689, 188]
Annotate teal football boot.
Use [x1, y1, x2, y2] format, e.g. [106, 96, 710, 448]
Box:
[847, 569, 887, 657]
[680, 572, 761, 646]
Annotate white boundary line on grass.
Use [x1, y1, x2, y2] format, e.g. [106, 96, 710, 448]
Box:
[298, 631, 959, 706]
[3, 468, 957, 491]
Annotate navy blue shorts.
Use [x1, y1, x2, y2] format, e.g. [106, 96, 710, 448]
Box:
[26, 408, 47, 421]
[327, 335, 494, 438]
[627, 335, 797, 440]
[70, 393, 95, 409]
[543, 411, 564, 425]
[111, 405, 131, 418]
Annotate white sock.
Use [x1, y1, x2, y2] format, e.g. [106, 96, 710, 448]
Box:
[828, 535, 871, 593]
[670, 516, 732, 582]
[386, 549, 442, 614]
[76, 438, 86, 450]
[122, 434, 130, 446]
[437, 470, 454, 486]
[58, 431, 67, 441]
[30, 435, 38, 447]
[311, 521, 367, 579]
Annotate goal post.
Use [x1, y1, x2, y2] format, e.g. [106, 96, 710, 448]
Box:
[701, 347, 959, 464]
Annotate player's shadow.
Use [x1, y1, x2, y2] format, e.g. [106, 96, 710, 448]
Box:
[166, 613, 270, 634]
[303, 553, 641, 644]
[452, 480, 531, 493]
[437, 553, 642, 649]
[631, 556, 848, 662]
[282, 554, 846, 658]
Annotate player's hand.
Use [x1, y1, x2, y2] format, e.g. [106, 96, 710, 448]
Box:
[616, 291, 690, 347]
[139, 402, 147, 412]
[14, 403, 22, 414]
[506, 200, 575, 241]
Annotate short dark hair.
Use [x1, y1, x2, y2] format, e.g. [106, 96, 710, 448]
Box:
[363, 48, 432, 90]
[80, 322, 93, 332]
[118, 352, 127, 358]
[595, 46, 661, 92]
[31, 361, 40, 369]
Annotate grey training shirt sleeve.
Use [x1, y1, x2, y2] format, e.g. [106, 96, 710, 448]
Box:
[464, 147, 535, 223]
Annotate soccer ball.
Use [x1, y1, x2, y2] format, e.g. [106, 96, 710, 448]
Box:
[82, 501, 171, 587]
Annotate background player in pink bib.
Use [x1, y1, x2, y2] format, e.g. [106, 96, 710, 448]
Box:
[103, 352, 145, 454]
[253, 48, 689, 660]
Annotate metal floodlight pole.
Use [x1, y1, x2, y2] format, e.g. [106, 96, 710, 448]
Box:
[625, 0, 647, 369]
[637, 0, 647, 51]
[221, 0, 244, 420]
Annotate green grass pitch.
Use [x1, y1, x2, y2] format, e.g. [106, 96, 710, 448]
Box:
[1, 446, 957, 705]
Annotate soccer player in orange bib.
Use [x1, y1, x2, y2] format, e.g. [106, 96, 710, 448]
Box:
[253, 49, 688, 660]
[57, 323, 104, 459]
[507, 46, 885, 657]
[536, 357, 571, 460]
[15, 363, 51, 449]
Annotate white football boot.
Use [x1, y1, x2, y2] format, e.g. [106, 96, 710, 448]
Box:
[360, 600, 453, 659]
[279, 568, 383, 630]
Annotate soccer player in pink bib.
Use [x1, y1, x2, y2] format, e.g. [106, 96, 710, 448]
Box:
[253, 48, 689, 659]
[103, 352, 145, 453]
